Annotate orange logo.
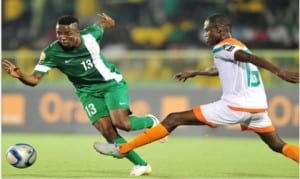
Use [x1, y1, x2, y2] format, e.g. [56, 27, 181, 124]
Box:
[2, 94, 25, 125]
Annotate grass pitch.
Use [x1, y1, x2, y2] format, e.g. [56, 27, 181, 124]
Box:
[2, 133, 299, 178]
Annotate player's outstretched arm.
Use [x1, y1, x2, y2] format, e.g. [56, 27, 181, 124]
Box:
[97, 12, 115, 28]
[2, 59, 43, 87]
[173, 66, 218, 82]
[234, 50, 299, 83]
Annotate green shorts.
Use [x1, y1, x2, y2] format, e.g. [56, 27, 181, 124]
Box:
[77, 81, 130, 124]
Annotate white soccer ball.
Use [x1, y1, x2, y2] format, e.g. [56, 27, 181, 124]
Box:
[6, 143, 37, 168]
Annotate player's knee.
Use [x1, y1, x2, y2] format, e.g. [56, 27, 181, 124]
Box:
[114, 123, 131, 131]
[112, 120, 131, 131]
[162, 112, 181, 130]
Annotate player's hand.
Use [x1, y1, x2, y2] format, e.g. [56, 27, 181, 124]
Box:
[2, 59, 21, 78]
[173, 71, 195, 82]
[276, 69, 299, 83]
[97, 12, 115, 28]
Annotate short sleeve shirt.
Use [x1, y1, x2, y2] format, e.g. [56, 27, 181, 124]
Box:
[212, 38, 267, 109]
[34, 24, 123, 92]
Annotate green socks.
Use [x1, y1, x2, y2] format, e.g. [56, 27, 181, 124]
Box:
[114, 136, 147, 166]
[111, 116, 153, 165]
[129, 116, 153, 131]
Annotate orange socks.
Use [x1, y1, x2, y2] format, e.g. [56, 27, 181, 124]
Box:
[282, 144, 299, 163]
[120, 124, 169, 154]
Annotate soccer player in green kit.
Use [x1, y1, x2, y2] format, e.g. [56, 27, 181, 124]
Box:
[3, 13, 166, 176]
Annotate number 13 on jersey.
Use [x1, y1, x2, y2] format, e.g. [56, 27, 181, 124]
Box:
[85, 103, 97, 117]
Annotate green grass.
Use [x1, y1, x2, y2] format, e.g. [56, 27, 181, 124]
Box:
[2, 133, 299, 178]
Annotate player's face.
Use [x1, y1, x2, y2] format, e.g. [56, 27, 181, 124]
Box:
[203, 20, 221, 46]
[56, 23, 80, 48]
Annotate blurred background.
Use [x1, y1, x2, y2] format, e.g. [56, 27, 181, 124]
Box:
[3, 0, 299, 49]
[2, 0, 299, 87]
[2, 0, 299, 137]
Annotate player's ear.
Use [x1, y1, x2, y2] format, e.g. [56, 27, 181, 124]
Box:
[215, 25, 222, 33]
[70, 22, 80, 32]
[216, 26, 222, 34]
[218, 25, 227, 35]
[74, 26, 80, 34]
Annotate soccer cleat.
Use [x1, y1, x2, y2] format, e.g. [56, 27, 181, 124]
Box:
[130, 164, 152, 176]
[93, 142, 126, 158]
[147, 114, 168, 143]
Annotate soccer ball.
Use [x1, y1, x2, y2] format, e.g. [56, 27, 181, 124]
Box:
[6, 143, 37, 168]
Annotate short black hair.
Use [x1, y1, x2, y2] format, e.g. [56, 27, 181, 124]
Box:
[57, 15, 79, 25]
[207, 14, 231, 30]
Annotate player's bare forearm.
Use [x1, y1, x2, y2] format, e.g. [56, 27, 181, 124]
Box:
[10, 69, 42, 87]
[194, 67, 219, 76]
[234, 50, 299, 83]
[17, 73, 42, 87]
[2, 59, 42, 86]
[234, 50, 279, 73]
[173, 66, 218, 82]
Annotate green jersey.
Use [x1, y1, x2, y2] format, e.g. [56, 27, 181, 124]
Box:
[34, 24, 123, 92]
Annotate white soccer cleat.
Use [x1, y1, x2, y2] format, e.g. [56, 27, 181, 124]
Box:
[147, 114, 168, 143]
[130, 164, 152, 176]
[93, 142, 126, 158]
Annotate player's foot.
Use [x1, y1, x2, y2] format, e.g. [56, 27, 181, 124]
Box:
[130, 164, 152, 176]
[93, 142, 125, 158]
[147, 114, 168, 143]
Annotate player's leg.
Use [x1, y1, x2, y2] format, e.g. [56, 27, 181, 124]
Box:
[79, 90, 151, 173]
[243, 111, 299, 163]
[256, 131, 299, 163]
[104, 81, 158, 131]
[94, 109, 203, 157]
[94, 102, 223, 157]
[108, 108, 155, 131]
[118, 109, 207, 154]
[93, 118, 149, 164]
[115, 103, 222, 154]
[94, 118, 152, 176]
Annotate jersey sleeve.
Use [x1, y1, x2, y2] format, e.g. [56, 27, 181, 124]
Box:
[81, 24, 104, 42]
[213, 43, 244, 62]
[33, 51, 55, 75]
